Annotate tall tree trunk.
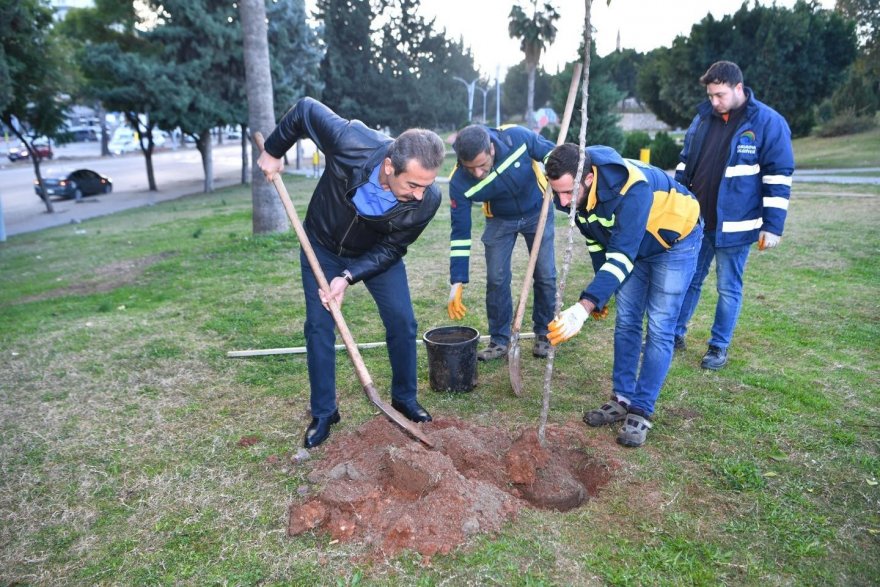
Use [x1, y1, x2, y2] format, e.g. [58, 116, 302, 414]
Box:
[239, 0, 288, 234]
[198, 131, 214, 193]
[526, 62, 537, 125]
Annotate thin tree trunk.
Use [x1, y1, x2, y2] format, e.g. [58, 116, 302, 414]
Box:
[2, 119, 55, 213]
[97, 103, 110, 157]
[538, 0, 593, 446]
[128, 113, 158, 191]
[239, 0, 288, 234]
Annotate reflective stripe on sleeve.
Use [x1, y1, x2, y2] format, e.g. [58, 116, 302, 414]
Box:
[763, 174, 792, 186]
[721, 218, 763, 233]
[450, 250, 471, 257]
[451, 239, 472, 247]
[763, 196, 789, 210]
[587, 213, 615, 228]
[606, 252, 633, 272]
[599, 262, 627, 283]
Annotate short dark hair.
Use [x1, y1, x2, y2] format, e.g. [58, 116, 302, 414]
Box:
[451, 125, 491, 162]
[699, 61, 743, 87]
[544, 143, 591, 180]
[387, 129, 446, 174]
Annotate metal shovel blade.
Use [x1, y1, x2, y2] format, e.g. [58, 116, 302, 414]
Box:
[508, 335, 523, 396]
[365, 383, 434, 448]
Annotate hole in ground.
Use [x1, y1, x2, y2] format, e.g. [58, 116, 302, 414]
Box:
[287, 416, 619, 558]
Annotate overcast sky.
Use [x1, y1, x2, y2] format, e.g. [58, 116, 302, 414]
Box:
[306, 0, 837, 79]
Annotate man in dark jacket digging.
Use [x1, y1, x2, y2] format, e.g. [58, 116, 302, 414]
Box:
[257, 97, 446, 449]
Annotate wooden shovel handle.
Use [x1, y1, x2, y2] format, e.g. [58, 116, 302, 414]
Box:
[511, 63, 583, 332]
[253, 133, 375, 388]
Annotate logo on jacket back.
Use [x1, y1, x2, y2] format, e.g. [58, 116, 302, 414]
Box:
[737, 130, 757, 155]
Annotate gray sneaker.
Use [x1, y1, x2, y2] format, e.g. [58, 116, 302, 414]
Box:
[477, 342, 508, 362]
[674, 335, 687, 351]
[584, 400, 628, 427]
[616, 413, 653, 447]
[532, 338, 551, 358]
[701, 345, 728, 370]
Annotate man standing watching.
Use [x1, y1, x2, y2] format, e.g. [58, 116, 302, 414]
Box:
[257, 97, 446, 449]
[447, 124, 557, 361]
[545, 144, 702, 448]
[673, 61, 794, 370]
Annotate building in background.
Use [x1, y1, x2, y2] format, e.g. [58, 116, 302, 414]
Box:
[50, 0, 94, 21]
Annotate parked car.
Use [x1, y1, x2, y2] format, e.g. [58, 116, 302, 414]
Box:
[63, 125, 100, 142]
[34, 168, 112, 200]
[7, 139, 53, 162]
[108, 128, 167, 154]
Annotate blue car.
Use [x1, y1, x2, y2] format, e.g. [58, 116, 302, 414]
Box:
[34, 168, 113, 200]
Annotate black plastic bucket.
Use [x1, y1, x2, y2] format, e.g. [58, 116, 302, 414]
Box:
[423, 326, 480, 392]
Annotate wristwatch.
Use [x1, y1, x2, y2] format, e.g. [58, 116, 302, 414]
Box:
[341, 270, 354, 285]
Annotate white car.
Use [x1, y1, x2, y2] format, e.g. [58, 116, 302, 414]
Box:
[108, 128, 166, 155]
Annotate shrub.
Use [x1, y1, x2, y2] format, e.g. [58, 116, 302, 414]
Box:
[814, 112, 878, 138]
[649, 131, 681, 171]
[622, 130, 651, 159]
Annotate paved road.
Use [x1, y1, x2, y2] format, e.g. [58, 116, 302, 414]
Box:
[0, 138, 319, 239]
[793, 167, 880, 185]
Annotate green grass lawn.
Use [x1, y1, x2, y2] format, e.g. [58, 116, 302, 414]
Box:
[793, 124, 880, 169]
[0, 173, 878, 585]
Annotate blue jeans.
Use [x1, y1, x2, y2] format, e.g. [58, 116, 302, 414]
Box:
[674, 231, 751, 350]
[612, 224, 702, 416]
[301, 243, 418, 418]
[481, 209, 557, 346]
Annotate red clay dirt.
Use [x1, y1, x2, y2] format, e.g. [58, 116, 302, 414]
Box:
[287, 416, 618, 558]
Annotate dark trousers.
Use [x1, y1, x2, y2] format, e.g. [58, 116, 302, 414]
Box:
[300, 243, 418, 417]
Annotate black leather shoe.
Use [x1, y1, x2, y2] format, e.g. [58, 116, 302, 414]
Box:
[303, 410, 341, 449]
[391, 399, 432, 423]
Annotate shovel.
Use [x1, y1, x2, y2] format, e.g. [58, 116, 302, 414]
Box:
[253, 133, 433, 448]
[508, 63, 582, 396]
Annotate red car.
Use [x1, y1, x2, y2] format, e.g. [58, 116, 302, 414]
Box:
[7, 140, 54, 162]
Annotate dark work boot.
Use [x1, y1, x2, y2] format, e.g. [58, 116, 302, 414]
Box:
[701, 345, 728, 370]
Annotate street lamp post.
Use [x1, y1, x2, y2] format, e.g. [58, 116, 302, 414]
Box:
[495, 64, 501, 127]
[476, 85, 491, 123]
[453, 76, 479, 122]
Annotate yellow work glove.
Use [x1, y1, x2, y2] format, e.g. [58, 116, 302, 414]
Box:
[447, 283, 467, 320]
[591, 306, 609, 320]
[758, 231, 781, 250]
[547, 302, 589, 346]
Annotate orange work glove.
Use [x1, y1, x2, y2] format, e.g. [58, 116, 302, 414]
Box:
[758, 231, 781, 250]
[447, 283, 467, 320]
[547, 303, 589, 346]
[591, 306, 609, 320]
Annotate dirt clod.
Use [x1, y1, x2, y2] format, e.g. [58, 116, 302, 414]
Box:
[288, 416, 616, 558]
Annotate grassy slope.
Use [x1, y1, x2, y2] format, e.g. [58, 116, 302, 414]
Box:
[793, 125, 880, 169]
[0, 173, 878, 584]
